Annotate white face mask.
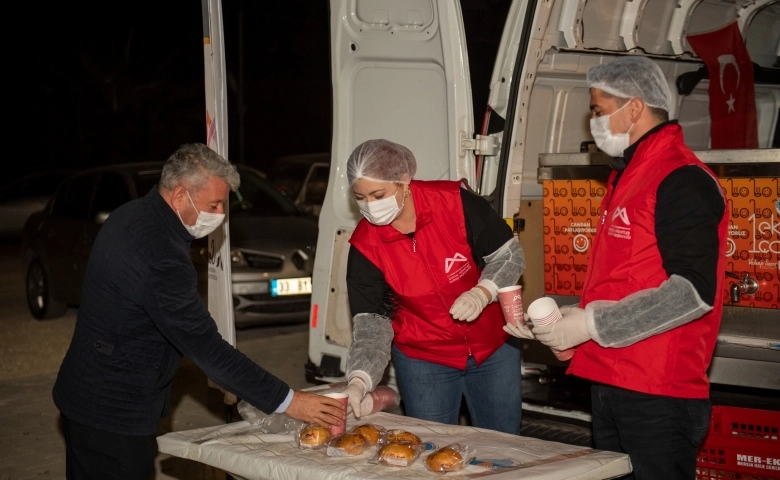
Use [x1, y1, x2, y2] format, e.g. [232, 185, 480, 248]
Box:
[356, 186, 405, 226]
[590, 101, 634, 157]
[177, 190, 225, 239]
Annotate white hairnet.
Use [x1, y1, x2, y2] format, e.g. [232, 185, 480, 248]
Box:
[587, 56, 672, 112]
[346, 139, 417, 185]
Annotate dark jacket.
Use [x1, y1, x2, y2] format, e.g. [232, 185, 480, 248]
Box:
[53, 188, 289, 435]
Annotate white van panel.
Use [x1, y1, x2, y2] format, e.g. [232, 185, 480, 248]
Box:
[744, 3, 780, 68]
[686, 1, 738, 46]
[351, 64, 451, 181]
[311, 0, 475, 380]
[580, 0, 626, 51]
[633, 0, 677, 56]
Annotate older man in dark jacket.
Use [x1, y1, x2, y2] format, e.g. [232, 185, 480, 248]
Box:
[53, 144, 344, 480]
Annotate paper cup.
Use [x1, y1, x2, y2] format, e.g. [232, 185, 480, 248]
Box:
[526, 297, 562, 327]
[323, 392, 348, 435]
[527, 297, 575, 361]
[497, 285, 524, 327]
[551, 348, 575, 361]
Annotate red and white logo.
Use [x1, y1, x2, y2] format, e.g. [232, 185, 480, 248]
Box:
[445, 253, 468, 273]
[611, 207, 630, 225]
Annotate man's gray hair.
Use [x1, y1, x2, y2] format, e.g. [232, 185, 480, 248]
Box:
[160, 143, 240, 192]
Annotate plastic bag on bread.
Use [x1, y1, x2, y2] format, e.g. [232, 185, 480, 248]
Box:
[381, 429, 423, 446]
[326, 433, 370, 457]
[424, 443, 476, 473]
[370, 441, 425, 467]
[349, 423, 386, 446]
[295, 422, 331, 449]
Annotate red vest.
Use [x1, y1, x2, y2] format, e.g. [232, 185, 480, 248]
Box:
[350, 180, 508, 369]
[567, 124, 727, 399]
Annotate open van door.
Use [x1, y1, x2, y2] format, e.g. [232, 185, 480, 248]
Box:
[307, 0, 510, 382]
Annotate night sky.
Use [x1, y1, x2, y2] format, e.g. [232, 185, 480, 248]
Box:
[14, 0, 509, 185]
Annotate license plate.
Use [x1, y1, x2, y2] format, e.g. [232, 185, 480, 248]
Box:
[271, 277, 312, 296]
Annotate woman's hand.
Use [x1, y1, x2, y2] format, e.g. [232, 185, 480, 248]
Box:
[450, 287, 490, 321]
[341, 378, 369, 418]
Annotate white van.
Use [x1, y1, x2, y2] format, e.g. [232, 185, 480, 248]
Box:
[306, 0, 780, 398]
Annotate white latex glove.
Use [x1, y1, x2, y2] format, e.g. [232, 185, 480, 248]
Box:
[532, 307, 591, 351]
[450, 287, 490, 322]
[358, 393, 374, 417]
[342, 378, 368, 419]
[503, 313, 534, 339]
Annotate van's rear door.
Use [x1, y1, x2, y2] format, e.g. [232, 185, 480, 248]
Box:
[308, 0, 476, 380]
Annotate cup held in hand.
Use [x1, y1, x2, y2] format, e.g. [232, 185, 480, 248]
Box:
[526, 297, 562, 327]
[497, 285, 524, 327]
[527, 297, 575, 361]
[552, 348, 575, 361]
[323, 392, 348, 435]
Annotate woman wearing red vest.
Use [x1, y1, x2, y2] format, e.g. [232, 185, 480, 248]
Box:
[513, 57, 727, 479]
[340, 139, 526, 434]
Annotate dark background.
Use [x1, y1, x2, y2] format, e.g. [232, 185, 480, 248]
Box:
[13, 0, 511, 185]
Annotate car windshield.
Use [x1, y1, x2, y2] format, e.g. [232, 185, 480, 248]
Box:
[0, 172, 73, 201]
[270, 164, 310, 198]
[232, 168, 300, 217]
[134, 170, 163, 197]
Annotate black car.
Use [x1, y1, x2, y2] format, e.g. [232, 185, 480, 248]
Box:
[22, 162, 317, 327]
[0, 170, 74, 238]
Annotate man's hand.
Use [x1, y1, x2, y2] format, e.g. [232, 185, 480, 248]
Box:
[533, 307, 590, 350]
[285, 391, 346, 427]
[450, 287, 490, 322]
[342, 378, 369, 419]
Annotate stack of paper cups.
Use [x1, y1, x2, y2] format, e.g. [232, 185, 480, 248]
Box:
[526, 297, 575, 361]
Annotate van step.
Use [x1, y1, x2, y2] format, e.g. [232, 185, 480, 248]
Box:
[521, 414, 593, 447]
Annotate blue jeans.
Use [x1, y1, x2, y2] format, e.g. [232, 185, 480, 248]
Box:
[591, 384, 711, 480]
[392, 342, 522, 434]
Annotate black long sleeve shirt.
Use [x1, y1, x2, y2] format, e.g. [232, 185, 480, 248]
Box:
[615, 121, 725, 305]
[53, 188, 289, 435]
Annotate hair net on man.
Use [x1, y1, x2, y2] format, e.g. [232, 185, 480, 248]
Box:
[346, 139, 418, 185]
[587, 56, 672, 112]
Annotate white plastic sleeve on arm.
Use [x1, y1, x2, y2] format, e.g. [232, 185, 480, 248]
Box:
[585, 275, 713, 348]
[345, 313, 394, 392]
[479, 238, 526, 301]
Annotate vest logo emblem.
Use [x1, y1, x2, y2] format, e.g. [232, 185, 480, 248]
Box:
[611, 207, 630, 225]
[445, 253, 467, 273]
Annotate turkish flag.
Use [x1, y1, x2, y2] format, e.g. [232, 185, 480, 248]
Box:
[687, 22, 758, 149]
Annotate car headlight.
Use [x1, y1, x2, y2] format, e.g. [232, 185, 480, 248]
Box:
[231, 249, 247, 267]
[292, 249, 309, 270]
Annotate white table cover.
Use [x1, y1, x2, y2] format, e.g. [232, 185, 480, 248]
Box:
[157, 412, 630, 479]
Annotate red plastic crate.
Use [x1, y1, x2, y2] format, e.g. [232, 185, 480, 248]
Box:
[696, 406, 780, 480]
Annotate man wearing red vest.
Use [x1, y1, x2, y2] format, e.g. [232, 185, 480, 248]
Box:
[340, 139, 526, 434]
[526, 57, 727, 479]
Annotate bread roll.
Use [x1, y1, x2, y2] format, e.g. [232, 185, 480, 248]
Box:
[299, 425, 330, 447]
[426, 447, 464, 472]
[333, 433, 368, 455]
[378, 443, 416, 466]
[350, 424, 381, 445]
[386, 430, 421, 445]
